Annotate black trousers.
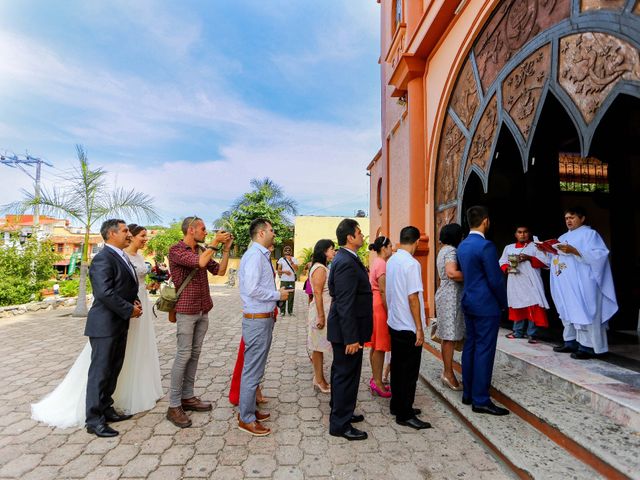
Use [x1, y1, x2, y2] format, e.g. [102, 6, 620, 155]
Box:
[389, 327, 422, 421]
[329, 342, 363, 434]
[86, 332, 128, 427]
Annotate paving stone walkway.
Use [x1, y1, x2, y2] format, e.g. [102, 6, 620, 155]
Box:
[0, 287, 512, 479]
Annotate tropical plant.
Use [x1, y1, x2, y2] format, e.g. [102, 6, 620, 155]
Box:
[0, 234, 61, 306]
[0, 234, 60, 283]
[214, 178, 298, 253]
[7, 145, 160, 316]
[145, 221, 183, 262]
[297, 247, 314, 276]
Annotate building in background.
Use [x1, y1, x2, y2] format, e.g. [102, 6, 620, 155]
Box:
[369, 0, 639, 334]
[293, 215, 370, 263]
[0, 215, 103, 274]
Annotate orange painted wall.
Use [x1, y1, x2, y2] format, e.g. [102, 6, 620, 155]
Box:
[371, 0, 501, 310]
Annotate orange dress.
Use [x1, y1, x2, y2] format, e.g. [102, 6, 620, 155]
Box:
[365, 257, 391, 352]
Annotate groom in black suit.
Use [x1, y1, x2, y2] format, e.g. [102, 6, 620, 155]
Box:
[327, 219, 373, 440]
[85, 219, 142, 437]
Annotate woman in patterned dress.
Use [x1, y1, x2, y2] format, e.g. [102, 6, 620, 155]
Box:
[434, 223, 465, 390]
[307, 239, 336, 393]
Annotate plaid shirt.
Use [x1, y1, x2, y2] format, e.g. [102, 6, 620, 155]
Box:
[168, 240, 219, 314]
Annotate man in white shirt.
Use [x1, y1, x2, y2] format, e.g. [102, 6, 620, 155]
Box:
[238, 218, 291, 436]
[386, 226, 431, 430]
[276, 246, 299, 316]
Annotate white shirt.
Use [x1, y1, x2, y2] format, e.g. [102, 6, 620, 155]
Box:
[386, 249, 426, 333]
[469, 230, 485, 238]
[105, 243, 136, 278]
[239, 243, 280, 314]
[277, 256, 298, 282]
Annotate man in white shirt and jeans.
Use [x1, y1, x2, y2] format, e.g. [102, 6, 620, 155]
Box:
[276, 246, 298, 316]
[386, 226, 431, 430]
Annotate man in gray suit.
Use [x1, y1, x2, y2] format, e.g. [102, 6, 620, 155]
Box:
[85, 219, 142, 437]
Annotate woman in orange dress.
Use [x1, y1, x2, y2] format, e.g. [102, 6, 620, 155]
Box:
[366, 236, 393, 397]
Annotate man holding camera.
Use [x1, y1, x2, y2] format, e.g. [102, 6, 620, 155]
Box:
[166, 216, 232, 428]
[237, 218, 292, 436]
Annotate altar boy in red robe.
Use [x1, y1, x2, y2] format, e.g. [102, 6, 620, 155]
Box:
[499, 224, 550, 343]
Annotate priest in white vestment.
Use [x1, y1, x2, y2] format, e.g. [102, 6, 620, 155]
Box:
[499, 225, 550, 343]
[542, 207, 618, 359]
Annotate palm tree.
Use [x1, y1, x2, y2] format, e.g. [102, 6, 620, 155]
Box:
[8, 145, 160, 316]
[214, 177, 298, 229]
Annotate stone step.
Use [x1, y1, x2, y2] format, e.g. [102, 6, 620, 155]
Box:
[493, 329, 640, 432]
[419, 351, 600, 480]
[421, 330, 640, 479]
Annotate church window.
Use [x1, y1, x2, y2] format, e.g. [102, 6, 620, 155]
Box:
[558, 153, 609, 193]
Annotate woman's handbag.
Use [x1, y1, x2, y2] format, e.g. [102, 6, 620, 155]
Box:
[154, 268, 198, 319]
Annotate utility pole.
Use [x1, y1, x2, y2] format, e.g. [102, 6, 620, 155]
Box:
[1, 152, 53, 228]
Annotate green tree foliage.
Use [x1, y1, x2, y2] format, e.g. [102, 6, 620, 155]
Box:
[0, 234, 61, 306]
[7, 145, 159, 316]
[215, 178, 298, 253]
[145, 221, 184, 262]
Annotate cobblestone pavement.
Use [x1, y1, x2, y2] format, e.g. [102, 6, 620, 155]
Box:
[0, 287, 512, 479]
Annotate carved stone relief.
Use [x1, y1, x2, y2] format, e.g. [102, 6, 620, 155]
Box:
[581, 0, 625, 11]
[435, 114, 466, 207]
[435, 207, 458, 256]
[502, 44, 551, 139]
[474, 0, 570, 92]
[450, 59, 480, 129]
[467, 94, 498, 174]
[559, 32, 640, 123]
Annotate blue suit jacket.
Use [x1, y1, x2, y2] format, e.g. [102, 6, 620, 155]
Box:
[327, 248, 373, 345]
[456, 233, 507, 317]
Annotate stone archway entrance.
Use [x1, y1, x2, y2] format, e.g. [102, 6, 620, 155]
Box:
[434, 0, 640, 335]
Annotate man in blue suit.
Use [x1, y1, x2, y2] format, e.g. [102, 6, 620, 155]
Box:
[456, 206, 509, 416]
[327, 219, 373, 440]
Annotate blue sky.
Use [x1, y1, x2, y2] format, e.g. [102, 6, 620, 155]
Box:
[0, 0, 380, 225]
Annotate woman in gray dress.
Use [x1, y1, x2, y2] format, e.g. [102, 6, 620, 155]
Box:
[435, 223, 464, 390]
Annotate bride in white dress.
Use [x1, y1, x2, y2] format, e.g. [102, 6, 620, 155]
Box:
[31, 224, 164, 428]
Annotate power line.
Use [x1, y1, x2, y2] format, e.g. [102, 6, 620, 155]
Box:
[1, 151, 53, 227]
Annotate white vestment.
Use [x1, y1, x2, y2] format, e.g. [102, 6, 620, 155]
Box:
[549, 225, 618, 354]
[499, 241, 549, 309]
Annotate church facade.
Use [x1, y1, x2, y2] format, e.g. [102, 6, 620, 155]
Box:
[368, 0, 639, 332]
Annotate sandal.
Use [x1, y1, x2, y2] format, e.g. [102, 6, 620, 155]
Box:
[505, 333, 523, 339]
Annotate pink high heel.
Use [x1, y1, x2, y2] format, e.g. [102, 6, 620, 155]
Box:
[369, 378, 392, 398]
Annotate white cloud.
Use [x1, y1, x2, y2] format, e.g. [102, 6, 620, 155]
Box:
[0, 1, 380, 224]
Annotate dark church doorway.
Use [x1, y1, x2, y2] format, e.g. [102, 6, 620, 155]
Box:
[460, 92, 640, 349]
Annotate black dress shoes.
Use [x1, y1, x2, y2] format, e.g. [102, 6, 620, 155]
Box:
[87, 424, 119, 437]
[553, 344, 578, 353]
[330, 426, 368, 441]
[462, 397, 471, 405]
[472, 402, 509, 416]
[105, 411, 133, 423]
[570, 351, 595, 360]
[390, 407, 422, 416]
[396, 417, 432, 430]
[350, 414, 364, 423]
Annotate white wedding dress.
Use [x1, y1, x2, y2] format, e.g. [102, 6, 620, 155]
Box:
[31, 252, 164, 428]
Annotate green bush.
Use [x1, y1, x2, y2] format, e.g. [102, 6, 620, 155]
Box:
[0, 276, 39, 306]
[59, 279, 92, 298]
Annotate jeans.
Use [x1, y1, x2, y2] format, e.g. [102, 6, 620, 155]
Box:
[280, 280, 295, 314]
[169, 312, 209, 407]
[513, 320, 538, 338]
